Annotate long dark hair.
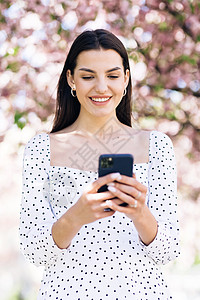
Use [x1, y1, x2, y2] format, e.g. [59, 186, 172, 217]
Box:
[50, 29, 132, 133]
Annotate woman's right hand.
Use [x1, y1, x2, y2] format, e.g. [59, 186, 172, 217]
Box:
[52, 172, 122, 249]
[70, 172, 123, 226]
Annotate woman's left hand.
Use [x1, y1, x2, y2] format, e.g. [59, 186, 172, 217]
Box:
[106, 173, 147, 220]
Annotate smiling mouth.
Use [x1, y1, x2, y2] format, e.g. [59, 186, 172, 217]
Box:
[89, 96, 112, 102]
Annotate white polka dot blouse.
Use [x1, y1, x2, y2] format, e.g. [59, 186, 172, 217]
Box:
[19, 131, 180, 299]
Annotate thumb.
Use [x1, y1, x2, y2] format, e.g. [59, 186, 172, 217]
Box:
[132, 173, 136, 179]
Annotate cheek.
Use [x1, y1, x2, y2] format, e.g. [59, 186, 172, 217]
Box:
[112, 79, 126, 92]
[114, 85, 125, 96]
[75, 83, 92, 101]
[76, 80, 92, 91]
[75, 83, 87, 95]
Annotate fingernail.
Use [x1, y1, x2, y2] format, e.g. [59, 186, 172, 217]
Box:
[107, 186, 116, 192]
[107, 182, 115, 186]
[106, 200, 112, 206]
[110, 172, 120, 179]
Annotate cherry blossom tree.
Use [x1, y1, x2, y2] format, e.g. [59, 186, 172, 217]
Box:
[0, 1, 200, 299]
[1, 0, 200, 207]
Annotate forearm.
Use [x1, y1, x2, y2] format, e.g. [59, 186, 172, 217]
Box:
[52, 205, 83, 249]
[134, 205, 180, 265]
[131, 205, 158, 246]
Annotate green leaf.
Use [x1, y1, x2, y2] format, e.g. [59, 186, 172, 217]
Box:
[5, 46, 20, 57]
[50, 13, 57, 20]
[197, 35, 200, 42]
[0, 0, 11, 7]
[176, 55, 197, 66]
[13, 46, 20, 56]
[129, 53, 140, 63]
[131, 26, 137, 32]
[14, 111, 23, 123]
[6, 62, 20, 72]
[0, 13, 6, 23]
[139, 46, 151, 56]
[57, 24, 62, 35]
[8, 288, 24, 300]
[187, 152, 194, 159]
[158, 22, 169, 31]
[14, 111, 26, 130]
[165, 111, 177, 120]
[175, 13, 186, 24]
[61, 3, 67, 10]
[153, 84, 164, 93]
[193, 253, 200, 266]
[190, 3, 195, 14]
[114, 18, 125, 26]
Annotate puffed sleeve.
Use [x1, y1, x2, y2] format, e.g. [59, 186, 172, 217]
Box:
[139, 131, 180, 265]
[19, 134, 66, 267]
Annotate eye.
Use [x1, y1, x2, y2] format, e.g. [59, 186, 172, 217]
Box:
[82, 76, 94, 80]
[108, 75, 119, 79]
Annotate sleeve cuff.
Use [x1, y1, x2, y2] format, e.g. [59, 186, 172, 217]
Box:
[138, 222, 166, 254]
[138, 222, 177, 265]
[49, 223, 71, 256]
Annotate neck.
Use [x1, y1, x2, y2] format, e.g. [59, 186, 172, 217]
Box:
[70, 112, 124, 139]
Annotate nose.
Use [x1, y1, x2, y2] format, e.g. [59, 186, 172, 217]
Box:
[95, 77, 108, 94]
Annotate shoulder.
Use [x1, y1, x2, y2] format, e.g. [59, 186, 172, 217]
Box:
[122, 126, 150, 139]
[22, 133, 50, 172]
[125, 128, 175, 163]
[125, 127, 150, 148]
[149, 131, 175, 164]
[124, 126, 173, 148]
[120, 127, 150, 163]
[24, 132, 48, 149]
[150, 130, 174, 148]
[23, 132, 49, 161]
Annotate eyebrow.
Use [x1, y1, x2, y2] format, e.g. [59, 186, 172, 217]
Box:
[78, 67, 122, 73]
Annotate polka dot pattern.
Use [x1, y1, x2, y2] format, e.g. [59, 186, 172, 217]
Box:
[19, 131, 180, 299]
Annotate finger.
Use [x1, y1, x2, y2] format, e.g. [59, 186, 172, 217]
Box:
[96, 206, 116, 216]
[86, 191, 118, 202]
[106, 199, 136, 213]
[107, 185, 138, 207]
[135, 191, 142, 200]
[132, 173, 136, 179]
[86, 172, 122, 193]
[101, 197, 120, 208]
[101, 197, 122, 213]
[112, 198, 125, 205]
[108, 182, 142, 200]
[114, 175, 147, 193]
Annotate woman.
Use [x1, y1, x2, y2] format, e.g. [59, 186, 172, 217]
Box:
[19, 29, 180, 299]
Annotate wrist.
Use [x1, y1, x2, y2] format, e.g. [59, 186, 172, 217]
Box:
[67, 203, 85, 228]
[63, 205, 83, 231]
[52, 206, 83, 250]
[130, 204, 147, 224]
[131, 205, 158, 246]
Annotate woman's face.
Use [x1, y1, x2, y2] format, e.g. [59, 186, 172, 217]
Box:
[67, 49, 129, 120]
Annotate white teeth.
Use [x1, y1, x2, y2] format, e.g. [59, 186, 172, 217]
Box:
[90, 97, 110, 102]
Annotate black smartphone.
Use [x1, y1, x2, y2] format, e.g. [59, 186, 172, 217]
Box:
[98, 154, 134, 208]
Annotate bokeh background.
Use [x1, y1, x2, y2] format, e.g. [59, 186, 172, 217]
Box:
[0, 0, 200, 299]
